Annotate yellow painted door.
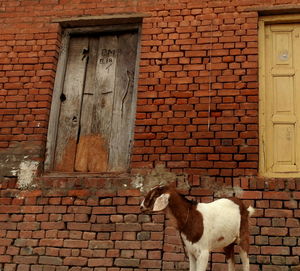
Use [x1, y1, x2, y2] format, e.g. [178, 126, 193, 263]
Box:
[264, 23, 300, 175]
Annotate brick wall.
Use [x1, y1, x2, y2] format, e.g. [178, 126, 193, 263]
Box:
[0, 0, 300, 271]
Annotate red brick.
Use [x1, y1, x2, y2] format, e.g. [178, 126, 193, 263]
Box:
[0, 255, 12, 263]
[265, 209, 293, 218]
[261, 246, 290, 255]
[63, 240, 88, 248]
[64, 257, 87, 266]
[92, 207, 116, 214]
[115, 241, 140, 250]
[263, 192, 291, 200]
[140, 259, 162, 269]
[39, 239, 63, 247]
[88, 258, 113, 267]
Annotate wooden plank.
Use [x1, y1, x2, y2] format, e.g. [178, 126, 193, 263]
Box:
[45, 32, 70, 171]
[75, 35, 119, 172]
[109, 31, 138, 171]
[90, 34, 120, 172]
[74, 36, 99, 172]
[53, 14, 148, 27]
[53, 36, 89, 172]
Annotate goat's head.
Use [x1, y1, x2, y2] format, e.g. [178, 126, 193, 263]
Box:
[140, 185, 171, 213]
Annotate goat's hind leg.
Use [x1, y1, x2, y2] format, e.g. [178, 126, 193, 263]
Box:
[239, 249, 250, 271]
[239, 235, 250, 271]
[224, 243, 235, 271]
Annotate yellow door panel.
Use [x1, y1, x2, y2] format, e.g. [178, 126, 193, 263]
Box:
[273, 124, 297, 172]
[273, 76, 294, 115]
[272, 29, 293, 67]
[262, 22, 300, 176]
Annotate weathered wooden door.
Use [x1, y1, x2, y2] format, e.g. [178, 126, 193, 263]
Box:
[262, 23, 300, 175]
[53, 31, 138, 172]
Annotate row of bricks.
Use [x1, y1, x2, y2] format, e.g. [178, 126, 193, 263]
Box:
[0, 248, 298, 265]
[140, 49, 257, 60]
[0, 256, 161, 269]
[132, 145, 258, 154]
[0, 249, 297, 265]
[136, 166, 255, 177]
[2, 266, 160, 271]
[0, 230, 162, 241]
[0, 63, 56, 71]
[132, 154, 257, 163]
[0, 239, 164, 250]
[140, 57, 257, 68]
[142, 14, 257, 25]
[1, 176, 299, 191]
[1, 247, 162, 260]
[133, 130, 258, 138]
[1, 220, 298, 234]
[1, 266, 159, 271]
[139, 63, 257, 74]
[210, 254, 298, 265]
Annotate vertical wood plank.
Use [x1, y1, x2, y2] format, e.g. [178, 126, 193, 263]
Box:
[75, 35, 119, 172]
[91, 35, 119, 172]
[109, 32, 138, 171]
[74, 36, 99, 172]
[45, 31, 70, 171]
[54, 36, 89, 172]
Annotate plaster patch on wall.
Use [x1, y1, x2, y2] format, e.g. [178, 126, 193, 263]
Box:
[17, 160, 39, 189]
[132, 164, 189, 193]
[201, 176, 244, 197]
[214, 186, 243, 197]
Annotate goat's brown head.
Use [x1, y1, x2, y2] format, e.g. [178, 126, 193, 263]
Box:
[140, 185, 171, 213]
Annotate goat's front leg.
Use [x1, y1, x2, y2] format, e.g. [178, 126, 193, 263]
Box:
[196, 250, 209, 271]
[188, 252, 196, 271]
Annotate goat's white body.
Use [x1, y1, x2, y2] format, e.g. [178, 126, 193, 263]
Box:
[181, 199, 249, 271]
[182, 199, 240, 257]
[140, 186, 253, 271]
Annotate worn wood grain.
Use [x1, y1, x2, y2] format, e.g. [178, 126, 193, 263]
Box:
[75, 37, 99, 172]
[51, 30, 139, 173]
[54, 36, 89, 171]
[109, 32, 138, 171]
[45, 32, 70, 171]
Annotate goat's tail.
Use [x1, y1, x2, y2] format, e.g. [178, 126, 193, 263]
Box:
[247, 206, 255, 217]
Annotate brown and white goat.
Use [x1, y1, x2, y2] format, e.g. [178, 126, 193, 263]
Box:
[140, 185, 255, 271]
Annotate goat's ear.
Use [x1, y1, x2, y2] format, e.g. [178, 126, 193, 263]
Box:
[153, 193, 170, 212]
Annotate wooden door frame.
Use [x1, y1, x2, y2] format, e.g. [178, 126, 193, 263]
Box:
[259, 14, 300, 177]
[45, 22, 142, 173]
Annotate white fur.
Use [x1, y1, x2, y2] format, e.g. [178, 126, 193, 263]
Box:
[181, 199, 248, 271]
[153, 193, 170, 212]
[240, 250, 250, 271]
[247, 206, 255, 217]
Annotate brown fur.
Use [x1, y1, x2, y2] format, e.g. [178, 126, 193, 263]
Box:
[217, 236, 225, 242]
[229, 197, 250, 253]
[166, 189, 204, 243]
[224, 242, 235, 261]
[142, 187, 251, 249]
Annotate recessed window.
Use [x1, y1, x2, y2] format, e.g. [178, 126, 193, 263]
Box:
[45, 22, 140, 173]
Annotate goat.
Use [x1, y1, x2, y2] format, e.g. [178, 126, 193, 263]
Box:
[140, 185, 255, 271]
